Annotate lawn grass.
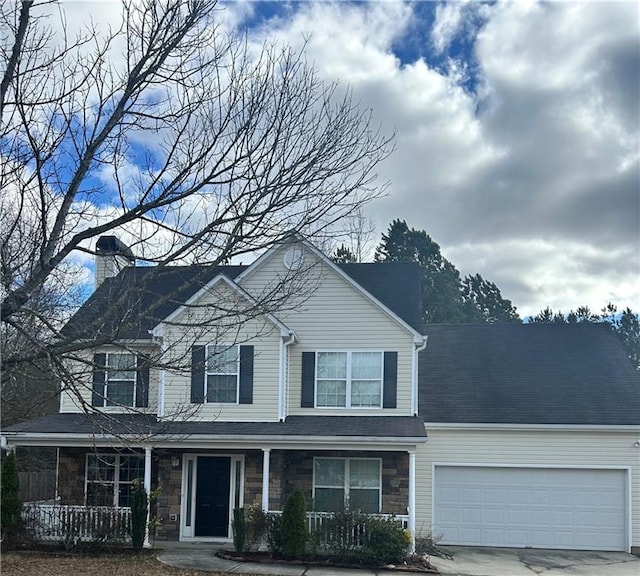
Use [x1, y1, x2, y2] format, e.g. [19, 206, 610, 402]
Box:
[0, 551, 225, 576]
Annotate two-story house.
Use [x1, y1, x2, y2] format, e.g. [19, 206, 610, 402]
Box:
[3, 235, 640, 553]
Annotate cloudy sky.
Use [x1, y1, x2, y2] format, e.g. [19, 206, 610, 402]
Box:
[218, 0, 639, 318]
[13, 0, 638, 319]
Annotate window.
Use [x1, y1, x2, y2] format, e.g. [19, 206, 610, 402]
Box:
[105, 353, 137, 406]
[85, 454, 145, 507]
[92, 352, 149, 409]
[206, 345, 239, 403]
[316, 352, 382, 408]
[314, 458, 381, 513]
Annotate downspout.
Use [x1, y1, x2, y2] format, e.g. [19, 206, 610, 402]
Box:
[412, 336, 428, 416]
[149, 330, 165, 418]
[279, 331, 296, 422]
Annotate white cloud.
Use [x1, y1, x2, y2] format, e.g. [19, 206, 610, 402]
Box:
[6, 0, 637, 317]
[247, 0, 639, 315]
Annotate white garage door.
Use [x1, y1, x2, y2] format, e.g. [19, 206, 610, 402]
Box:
[433, 466, 627, 551]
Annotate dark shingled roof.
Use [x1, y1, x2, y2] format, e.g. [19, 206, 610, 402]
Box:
[3, 413, 426, 440]
[63, 261, 423, 340]
[419, 323, 640, 425]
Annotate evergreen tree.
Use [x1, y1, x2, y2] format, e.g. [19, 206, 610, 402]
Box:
[1, 451, 22, 539]
[376, 220, 520, 324]
[528, 303, 639, 368]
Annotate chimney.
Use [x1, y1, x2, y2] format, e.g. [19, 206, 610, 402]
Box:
[95, 236, 135, 288]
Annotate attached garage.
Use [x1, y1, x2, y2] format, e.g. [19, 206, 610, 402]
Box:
[433, 465, 628, 552]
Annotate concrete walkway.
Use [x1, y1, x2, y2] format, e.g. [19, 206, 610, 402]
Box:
[156, 543, 402, 575]
[156, 542, 640, 576]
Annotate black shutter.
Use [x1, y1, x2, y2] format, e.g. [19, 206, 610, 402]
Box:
[301, 352, 315, 407]
[382, 351, 397, 409]
[238, 345, 254, 404]
[191, 345, 206, 404]
[92, 353, 106, 407]
[135, 355, 149, 408]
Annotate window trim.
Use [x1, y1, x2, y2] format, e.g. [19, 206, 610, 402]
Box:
[205, 344, 240, 404]
[84, 453, 145, 507]
[312, 457, 382, 513]
[314, 350, 384, 409]
[104, 352, 137, 408]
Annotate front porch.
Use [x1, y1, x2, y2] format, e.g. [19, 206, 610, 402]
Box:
[51, 446, 416, 544]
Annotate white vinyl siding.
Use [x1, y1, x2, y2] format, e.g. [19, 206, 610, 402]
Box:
[161, 285, 281, 421]
[241, 247, 416, 416]
[416, 428, 640, 552]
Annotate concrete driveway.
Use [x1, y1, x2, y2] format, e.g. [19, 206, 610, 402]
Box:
[429, 546, 640, 576]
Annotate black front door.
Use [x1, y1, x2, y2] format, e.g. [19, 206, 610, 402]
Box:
[195, 457, 231, 537]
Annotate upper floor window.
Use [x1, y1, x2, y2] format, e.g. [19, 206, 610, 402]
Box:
[316, 351, 382, 408]
[85, 453, 144, 507]
[301, 351, 397, 410]
[191, 344, 254, 405]
[92, 352, 149, 408]
[313, 457, 381, 513]
[206, 345, 239, 403]
[106, 353, 136, 406]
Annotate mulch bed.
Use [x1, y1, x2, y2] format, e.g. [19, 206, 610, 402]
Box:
[218, 550, 438, 573]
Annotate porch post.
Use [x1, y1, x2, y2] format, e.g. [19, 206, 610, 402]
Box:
[261, 448, 271, 512]
[144, 446, 152, 548]
[408, 450, 416, 553]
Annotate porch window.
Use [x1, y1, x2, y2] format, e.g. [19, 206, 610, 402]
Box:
[313, 458, 381, 513]
[206, 345, 239, 403]
[85, 454, 144, 507]
[316, 352, 382, 408]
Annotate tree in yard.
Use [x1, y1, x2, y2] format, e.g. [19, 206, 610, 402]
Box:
[281, 488, 307, 559]
[528, 304, 640, 368]
[130, 480, 148, 552]
[1, 451, 22, 541]
[332, 244, 358, 264]
[375, 220, 520, 324]
[461, 273, 520, 324]
[1, 0, 393, 422]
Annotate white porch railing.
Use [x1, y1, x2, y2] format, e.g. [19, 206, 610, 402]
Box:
[305, 511, 408, 533]
[269, 511, 409, 550]
[22, 503, 132, 543]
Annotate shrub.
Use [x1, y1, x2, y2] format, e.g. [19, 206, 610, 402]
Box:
[363, 517, 408, 565]
[281, 489, 307, 559]
[1, 451, 22, 542]
[265, 513, 283, 555]
[320, 507, 367, 556]
[130, 480, 148, 552]
[232, 508, 246, 553]
[246, 503, 267, 550]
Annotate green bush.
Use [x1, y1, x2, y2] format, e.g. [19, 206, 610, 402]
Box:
[232, 508, 246, 553]
[246, 503, 267, 550]
[1, 451, 22, 542]
[130, 480, 148, 552]
[321, 507, 367, 556]
[265, 513, 283, 555]
[281, 489, 307, 558]
[363, 517, 408, 564]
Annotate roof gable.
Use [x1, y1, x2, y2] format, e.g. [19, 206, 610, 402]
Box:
[63, 244, 423, 341]
[237, 237, 424, 337]
[150, 273, 293, 338]
[419, 323, 640, 425]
